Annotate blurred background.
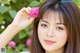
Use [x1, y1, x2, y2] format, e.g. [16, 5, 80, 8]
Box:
[0, 0, 80, 53]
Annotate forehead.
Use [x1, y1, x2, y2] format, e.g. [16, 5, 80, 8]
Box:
[42, 10, 64, 23]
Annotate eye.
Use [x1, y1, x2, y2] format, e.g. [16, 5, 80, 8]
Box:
[56, 27, 64, 30]
[41, 24, 48, 28]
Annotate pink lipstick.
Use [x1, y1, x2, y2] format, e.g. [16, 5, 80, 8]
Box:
[44, 40, 55, 45]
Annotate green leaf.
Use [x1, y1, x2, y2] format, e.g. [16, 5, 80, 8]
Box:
[0, 29, 3, 33]
[29, 1, 40, 7]
[6, 50, 16, 53]
[19, 30, 27, 39]
[22, 48, 29, 51]
[9, 10, 17, 18]
[74, 0, 80, 2]
[13, 35, 19, 43]
[17, 44, 25, 51]
[74, 0, 80, 6]
[0, 15, 4, 24]
[0, 6, 8, 14]
[11, 0, 17, 3]
[40, 0, 45, 3]
[6, 50, 12, 53]
[0, 0, 11, 4]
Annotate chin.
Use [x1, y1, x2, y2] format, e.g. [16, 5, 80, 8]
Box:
[44, 47, 57, 51]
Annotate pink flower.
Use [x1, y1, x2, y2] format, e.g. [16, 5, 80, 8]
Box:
[26, 38, 32, 46]
[8, 41, 16, 48]
[30, 7, 39, 18]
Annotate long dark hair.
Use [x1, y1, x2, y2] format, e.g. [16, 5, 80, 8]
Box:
[30, 0, 80, 53]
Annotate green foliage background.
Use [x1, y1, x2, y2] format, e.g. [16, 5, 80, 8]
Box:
[0, 0, 80, 53]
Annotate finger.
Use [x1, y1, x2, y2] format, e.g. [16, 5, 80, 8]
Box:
[19, 7, 30, 16]
[28, 17, 35, 23]
[19, 7, 27, 13]
[25, 7, 32, 13]
[23, 7, 32, 14]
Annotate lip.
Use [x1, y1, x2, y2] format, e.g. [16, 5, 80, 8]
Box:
[44, 40, 56, 45]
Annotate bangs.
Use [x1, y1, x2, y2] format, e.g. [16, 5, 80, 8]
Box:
[39, 7, 64, 23]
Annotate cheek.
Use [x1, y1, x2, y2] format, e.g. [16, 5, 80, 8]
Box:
[38, 28, 44, 36]
[38, 25, 48, 37]
[37, 26, 44, 44]
[37, 25, 48, 42]
[55, 31, 68, 44]
[38, 25, 43, 38]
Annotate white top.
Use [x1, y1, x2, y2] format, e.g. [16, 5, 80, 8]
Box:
[20, 51, 30, 53]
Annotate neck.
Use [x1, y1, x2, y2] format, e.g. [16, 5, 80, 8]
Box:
[45, 47, 64, 53]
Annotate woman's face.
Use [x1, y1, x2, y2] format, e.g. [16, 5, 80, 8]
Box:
[38, 10, 68, 52]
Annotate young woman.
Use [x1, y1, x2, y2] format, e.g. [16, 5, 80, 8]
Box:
[0, 0, 80, 53]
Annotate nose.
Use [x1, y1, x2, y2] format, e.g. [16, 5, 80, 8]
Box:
[47, 29, 54, 37]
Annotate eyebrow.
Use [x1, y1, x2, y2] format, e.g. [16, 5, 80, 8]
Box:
[40, 19, 49, 23]
[40, 19, 64, 25]
[56, 23, 64, 25]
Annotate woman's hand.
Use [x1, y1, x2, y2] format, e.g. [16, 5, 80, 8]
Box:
[11, 7, 35, 31]
[0, 7, 36, 47]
